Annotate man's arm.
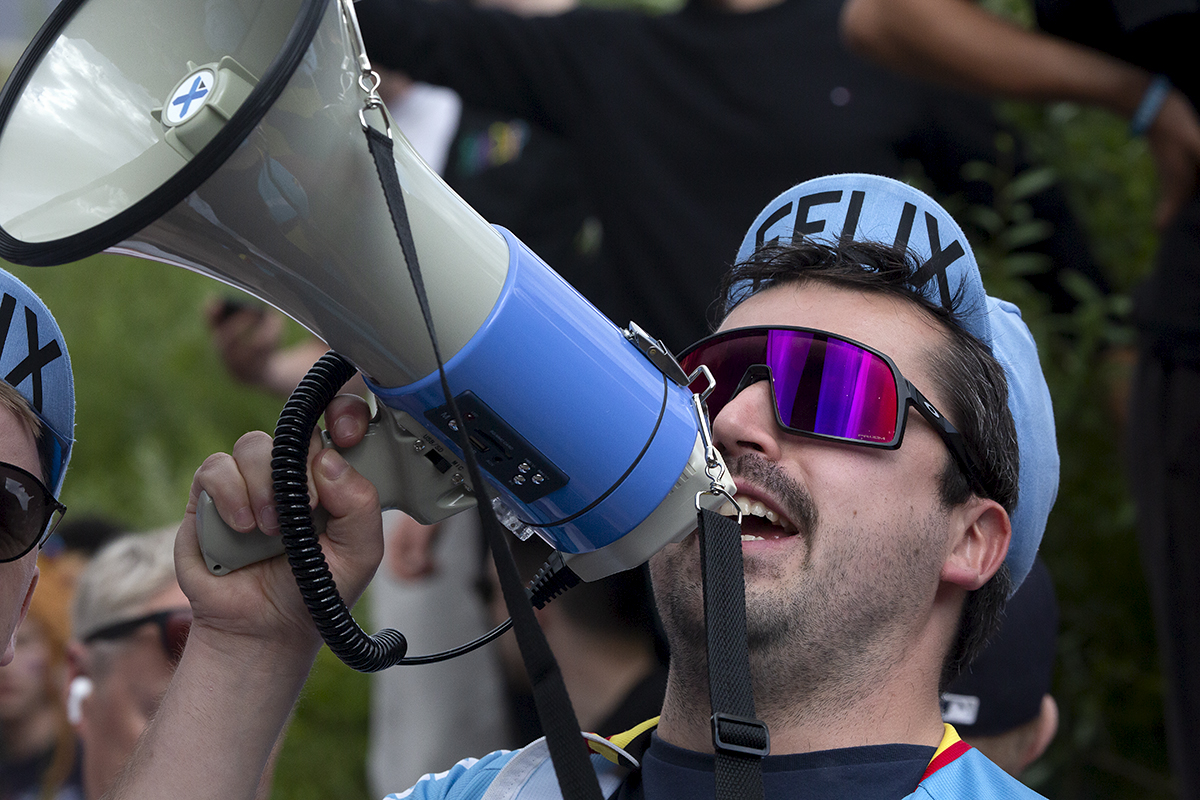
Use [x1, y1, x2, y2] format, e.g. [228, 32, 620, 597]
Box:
[840, 0, 1150, 109]
[839, 0, 1200, 226]
[353, 0, 593, 136]
[104, 396, 382, 800]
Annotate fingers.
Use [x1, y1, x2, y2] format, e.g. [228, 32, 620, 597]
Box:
[187, 401, 373, 541]
[312, 449, 380, 524]
[325, 394, 373, 448]
[311, 449, 385, 604]
[190, 431, 279, 535]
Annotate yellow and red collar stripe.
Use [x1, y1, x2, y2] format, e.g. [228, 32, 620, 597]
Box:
[920, 724, 972, 782]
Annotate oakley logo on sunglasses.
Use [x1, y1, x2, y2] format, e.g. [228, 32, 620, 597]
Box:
[0, 292, 64, 415]
[751, 190, 967, 311]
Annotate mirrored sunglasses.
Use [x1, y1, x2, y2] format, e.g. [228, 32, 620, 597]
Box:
[678, 326, 985, 492]
[0, 461, 66, 563]
[82, 608, 193, 666]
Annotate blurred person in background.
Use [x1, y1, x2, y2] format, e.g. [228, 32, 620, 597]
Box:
[0, 266, 74, 673]
[0, 557, 83, 800]
[483, 534, 667, 744]
[63, 527, 282, 800]
[940, 557, 1059, 780]
[63, 528, 189, 800]
[0, 268, 76, 800]
[35, 516, 125, 594]
[45, 517, 123, 563]
[351, 0, 1106, 352]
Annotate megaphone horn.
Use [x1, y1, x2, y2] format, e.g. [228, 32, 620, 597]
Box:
[0, 0, 734, 581]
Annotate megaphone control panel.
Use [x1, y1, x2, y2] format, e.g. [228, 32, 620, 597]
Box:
[425, 392, 568, 505]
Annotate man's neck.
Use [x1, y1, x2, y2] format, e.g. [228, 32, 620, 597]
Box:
[655, 628, 949, 755]
[656, 674, 946, 756]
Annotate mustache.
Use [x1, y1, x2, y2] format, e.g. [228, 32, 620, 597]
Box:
[729, 453, 818, 536]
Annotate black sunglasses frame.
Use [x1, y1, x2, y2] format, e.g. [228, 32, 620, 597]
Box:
[82, 608, 193, 664]
[679, 326, 988, 496]
[0, 460, 67, 563]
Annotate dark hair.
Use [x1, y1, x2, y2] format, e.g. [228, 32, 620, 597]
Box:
[714, 239, 1018, 680]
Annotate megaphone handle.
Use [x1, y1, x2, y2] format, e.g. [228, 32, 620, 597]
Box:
[198, 490, 286, 575]
[196, 409, 478, 575]
[195, 429, 363, 575]
[198, 493, 326, 577]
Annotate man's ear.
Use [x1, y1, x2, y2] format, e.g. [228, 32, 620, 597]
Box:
[65, 640, 88, 681]
[942, 497, 1011, 591]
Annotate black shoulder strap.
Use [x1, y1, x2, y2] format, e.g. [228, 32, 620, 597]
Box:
[366, 123, 604, 800]
[700, 507, 768, 800]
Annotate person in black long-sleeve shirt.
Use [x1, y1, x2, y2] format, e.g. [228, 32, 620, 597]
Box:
[356, 0, 1102, 350]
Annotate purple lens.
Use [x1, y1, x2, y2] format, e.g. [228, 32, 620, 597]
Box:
[681, 328, 899, 444]
[765, 331, 898, 443]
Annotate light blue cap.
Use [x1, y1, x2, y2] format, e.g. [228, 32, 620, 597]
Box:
[732, 174, 1058, 592]
[0, 267, 74, 498]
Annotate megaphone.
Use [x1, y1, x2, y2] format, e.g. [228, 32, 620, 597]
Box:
[0, 0, 734, 583]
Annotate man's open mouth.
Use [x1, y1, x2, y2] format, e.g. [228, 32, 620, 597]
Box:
[717, 494, 798, 541]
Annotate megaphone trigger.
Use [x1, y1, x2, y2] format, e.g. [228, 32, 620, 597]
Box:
[197, 405, 477, 576]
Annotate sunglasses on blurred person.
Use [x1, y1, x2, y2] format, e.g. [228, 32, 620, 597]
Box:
[82, 608, 193, 666]
[0, 461, 66, 563]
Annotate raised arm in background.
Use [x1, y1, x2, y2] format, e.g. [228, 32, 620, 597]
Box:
[839, 0, 1200, 227]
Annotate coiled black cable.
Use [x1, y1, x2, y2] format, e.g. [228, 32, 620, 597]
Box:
[270, 350, 409, 672]
[268, 351, 584, 672]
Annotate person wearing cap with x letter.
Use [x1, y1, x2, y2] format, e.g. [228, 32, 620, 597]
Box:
[107, 173, 1058, 800]
[0, 267, 74, 669]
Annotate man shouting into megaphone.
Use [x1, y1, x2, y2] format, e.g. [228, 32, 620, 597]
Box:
[105, 174, 1058, 800]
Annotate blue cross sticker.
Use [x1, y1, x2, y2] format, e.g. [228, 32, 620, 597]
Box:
[171, 75, 210, 120]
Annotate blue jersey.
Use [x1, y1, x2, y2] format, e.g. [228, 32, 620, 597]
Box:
[386, 723, 1044, 800]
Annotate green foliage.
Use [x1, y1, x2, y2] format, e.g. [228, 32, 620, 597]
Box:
[3, 255, 287, 528]
[955, 105, 1173, 798]
[274, 647, 373, 800]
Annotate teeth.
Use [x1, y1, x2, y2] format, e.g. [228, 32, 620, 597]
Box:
[719, 494, 797, 533]
[741, 534, 764, 541]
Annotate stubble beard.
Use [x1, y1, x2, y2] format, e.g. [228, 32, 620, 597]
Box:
[652, 454, 947, 728]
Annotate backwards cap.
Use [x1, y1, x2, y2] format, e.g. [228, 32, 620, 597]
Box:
[0, 267, 74, 498]
[731, 174, 1057, 592]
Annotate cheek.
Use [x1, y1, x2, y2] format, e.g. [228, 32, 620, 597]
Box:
[648, 538, 697, 585]
[93, 655, 175, 734]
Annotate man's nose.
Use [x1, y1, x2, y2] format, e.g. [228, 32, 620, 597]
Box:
[711, 379, 783, 462]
